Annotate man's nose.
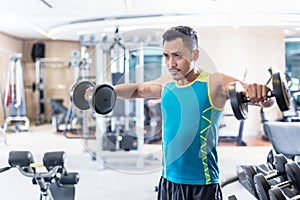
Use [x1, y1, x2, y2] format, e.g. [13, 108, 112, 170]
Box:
[168, 56, 176, 67]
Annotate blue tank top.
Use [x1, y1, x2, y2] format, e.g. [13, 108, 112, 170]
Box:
[161, 72, 223, 185]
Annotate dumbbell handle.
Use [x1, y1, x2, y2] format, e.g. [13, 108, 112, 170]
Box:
[85, 86, 93, 100]
[241, 91, 274, 103]
[265, 171, 281, 180]
[273, 180, 291, 189]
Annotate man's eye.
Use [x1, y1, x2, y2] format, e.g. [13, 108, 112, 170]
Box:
[163, 53, 169, 58]
[174, 53, 181, 58]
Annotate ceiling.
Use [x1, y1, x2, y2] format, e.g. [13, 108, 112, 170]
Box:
[1, 0, 300, 42]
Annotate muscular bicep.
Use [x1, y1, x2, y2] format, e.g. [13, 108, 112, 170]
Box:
[133, 75, 170, 98]
[133, 82, 162, 98]
[115, 76, 167, 99]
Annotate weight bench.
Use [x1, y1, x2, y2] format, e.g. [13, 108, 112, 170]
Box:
[263, 121, 300, 161]
[48, 99, 70, 133]
[0, 151, 79, 200]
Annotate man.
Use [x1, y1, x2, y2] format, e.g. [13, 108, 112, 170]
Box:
[88, 26, 274, 199]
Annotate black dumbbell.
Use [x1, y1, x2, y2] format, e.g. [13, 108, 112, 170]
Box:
[269, 187, 300, 200]
[254, 162, 300, 200]
[229, 72, 290, 120]
[239, 154, 288, 198]
[70, 81, 117, 115]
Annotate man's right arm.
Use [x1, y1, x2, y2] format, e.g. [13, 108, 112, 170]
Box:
[114, 75, 170, 100]
[85, 75, 169, 101]
[114, 82, 162, 100]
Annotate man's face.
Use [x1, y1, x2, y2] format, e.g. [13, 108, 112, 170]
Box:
[163, 38, 194, 81]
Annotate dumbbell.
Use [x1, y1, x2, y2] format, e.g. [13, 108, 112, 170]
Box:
[269, 187, 300, 200]
[70, 81, 117, 115]
[254, 162, 300, 200]
[240, 154, 288, 198]
[229, 72, 290, 120]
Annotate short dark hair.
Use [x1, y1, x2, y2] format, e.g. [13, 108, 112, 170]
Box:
[162, 26, 198, 50]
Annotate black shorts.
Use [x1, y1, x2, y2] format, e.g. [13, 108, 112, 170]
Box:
[157, 176, 223, 200]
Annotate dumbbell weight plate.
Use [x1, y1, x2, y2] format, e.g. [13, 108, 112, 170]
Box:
[89, 84, 117, 115]
[70, 81, 95, 110]
[228, 81, 249, 120]
[242, 165, 258, 197]
[254, 173, 271, 200]
[272, 72, 290, 112]
[285, 162, 300, 194]
[269, 187, 287, 200]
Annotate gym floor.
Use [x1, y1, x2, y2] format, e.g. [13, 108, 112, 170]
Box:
[0, 124, 272, 200]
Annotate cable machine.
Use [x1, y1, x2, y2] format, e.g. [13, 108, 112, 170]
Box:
[63, 41, 98, 141]
[93, 28, 163, 170]
[0, 85, 7, 144]
[73, 28, 140, 166]
[3, 53, 30, 132]
[106, 27, 135, 152]
[73, 28, 164, 171]
[35, 57, 80, 125]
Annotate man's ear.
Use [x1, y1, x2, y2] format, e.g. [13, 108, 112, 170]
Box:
[193, 49, 199, 61]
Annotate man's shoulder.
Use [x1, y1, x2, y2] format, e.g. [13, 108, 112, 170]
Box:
[209, 72, 226, 83]
[208, 72, 227, 93]
[153, 75, 173, 85]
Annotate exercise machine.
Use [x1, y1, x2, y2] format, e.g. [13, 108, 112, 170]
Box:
[65, 45, 97, 140]
[0, 84, 7, 144]
[34, 57, 80, 125]
[72, 28, 164, 170]
[3, 54, 30, 132]
[0, 151, 79, 200]
[218, 115, 247, 146]
[48, 98, 77, 133]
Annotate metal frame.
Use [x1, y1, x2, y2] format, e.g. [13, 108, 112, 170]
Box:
[0, 81, 7, 144]
[3, 54, 30, 132]
[35, 57, 78, 125]
[93, 29, 150, 169]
